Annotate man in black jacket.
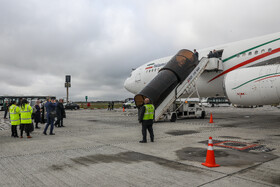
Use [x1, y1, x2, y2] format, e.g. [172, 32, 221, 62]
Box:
[55, 99, 66, 127]
[138, 98, 155, 143]
[3, 100, 9, 119]
[213, 49, 219, 58]
[194, 49, 199, 59]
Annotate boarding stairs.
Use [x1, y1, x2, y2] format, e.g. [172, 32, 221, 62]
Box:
[154, 57, 210, 121]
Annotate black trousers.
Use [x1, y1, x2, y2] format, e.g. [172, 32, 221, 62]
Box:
[11, 125, 18, 137]
[142, 123, 154, 141]
[20, 124, 30, 137]
[55, 118, 63, 127]
[41, 112, 45, 123]
[4, 109, 8, 118]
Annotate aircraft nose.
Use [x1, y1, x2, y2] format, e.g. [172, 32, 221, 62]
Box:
[124, 77, 134, 93]
[124, 78, 131, 91]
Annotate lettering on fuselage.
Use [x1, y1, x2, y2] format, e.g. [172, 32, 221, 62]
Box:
[237, 92, 245, 98]
[146, 63, 166, 70]
[154, 63, 166, 68]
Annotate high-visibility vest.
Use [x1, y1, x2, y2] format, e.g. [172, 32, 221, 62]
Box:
[143, 104, 155, 120]
[9, 104, 20, 125]
[20, 104, 33, 124]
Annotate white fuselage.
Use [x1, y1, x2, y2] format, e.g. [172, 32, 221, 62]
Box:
[124, 32, 280, 105]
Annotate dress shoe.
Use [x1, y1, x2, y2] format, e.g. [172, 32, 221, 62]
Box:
[35, 127, 40, 129]
[43, 132, 47, 135]
[27, 136, 32, 138]
[151, 139, 154, 142]
[61, 125, 65, 127]
[49, 133, 55, 135]
[20, 136, 23, 138]
[139, 140, 147, 143]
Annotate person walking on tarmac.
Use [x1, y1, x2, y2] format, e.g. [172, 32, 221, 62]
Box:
[19, 99, 33, 138]
[107, 102, 111, 110]
[33, 100, 41, 129]
[3, 100, 9, 119]
[55, 99, 65, 127]
[43, 98, 56, 135]
[138, 98, 155, 143]
[9, 100, 20, 137]
[111, 101, 114, 110]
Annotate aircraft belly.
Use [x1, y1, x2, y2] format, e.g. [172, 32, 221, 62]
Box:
[194, 71, 225, 97]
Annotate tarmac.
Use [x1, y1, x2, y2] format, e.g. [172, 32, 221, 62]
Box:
[0, 106, 279, 187]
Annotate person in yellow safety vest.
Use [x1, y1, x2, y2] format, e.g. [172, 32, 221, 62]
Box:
[9, 100, 20, 137]
[19, 99, 33, 138]
[138, 98, 155, 143]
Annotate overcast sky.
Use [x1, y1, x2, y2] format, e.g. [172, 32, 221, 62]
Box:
[0, 0, 279, 101]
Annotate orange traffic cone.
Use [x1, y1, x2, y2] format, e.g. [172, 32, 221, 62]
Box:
[202, 137, 220, 167]
[209, 113, 214, 123]
[123, 107, 125, 112]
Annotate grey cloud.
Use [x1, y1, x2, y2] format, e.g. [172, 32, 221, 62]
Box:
[0, 0, 279, 100]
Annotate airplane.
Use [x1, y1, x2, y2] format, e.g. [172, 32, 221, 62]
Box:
[124, 32, 280, 107]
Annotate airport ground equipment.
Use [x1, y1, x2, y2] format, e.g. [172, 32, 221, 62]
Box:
[134, 49, 210, 122]
[168, 100, 206, 122]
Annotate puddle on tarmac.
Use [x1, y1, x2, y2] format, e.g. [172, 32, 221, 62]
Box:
[50, 152, 204, 173]
[166, 130, 199, 136]
[219, 136, 241, 139]
[88, 120, 99, 122]
[176, 147, 278, 166]
[219, 124, 238, 127]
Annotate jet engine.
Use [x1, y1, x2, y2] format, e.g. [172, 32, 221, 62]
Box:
[224, 65, 280, 105]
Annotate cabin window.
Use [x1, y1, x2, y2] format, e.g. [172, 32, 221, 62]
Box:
[255, 50, 258, 55]
[268, 48, 272, 52]
[248, 52, 252, 55]
[261, 49, 265, 53]
[242, 53, 246, 57]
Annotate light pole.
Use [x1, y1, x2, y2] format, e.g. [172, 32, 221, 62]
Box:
[65, 75, 71, 103]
